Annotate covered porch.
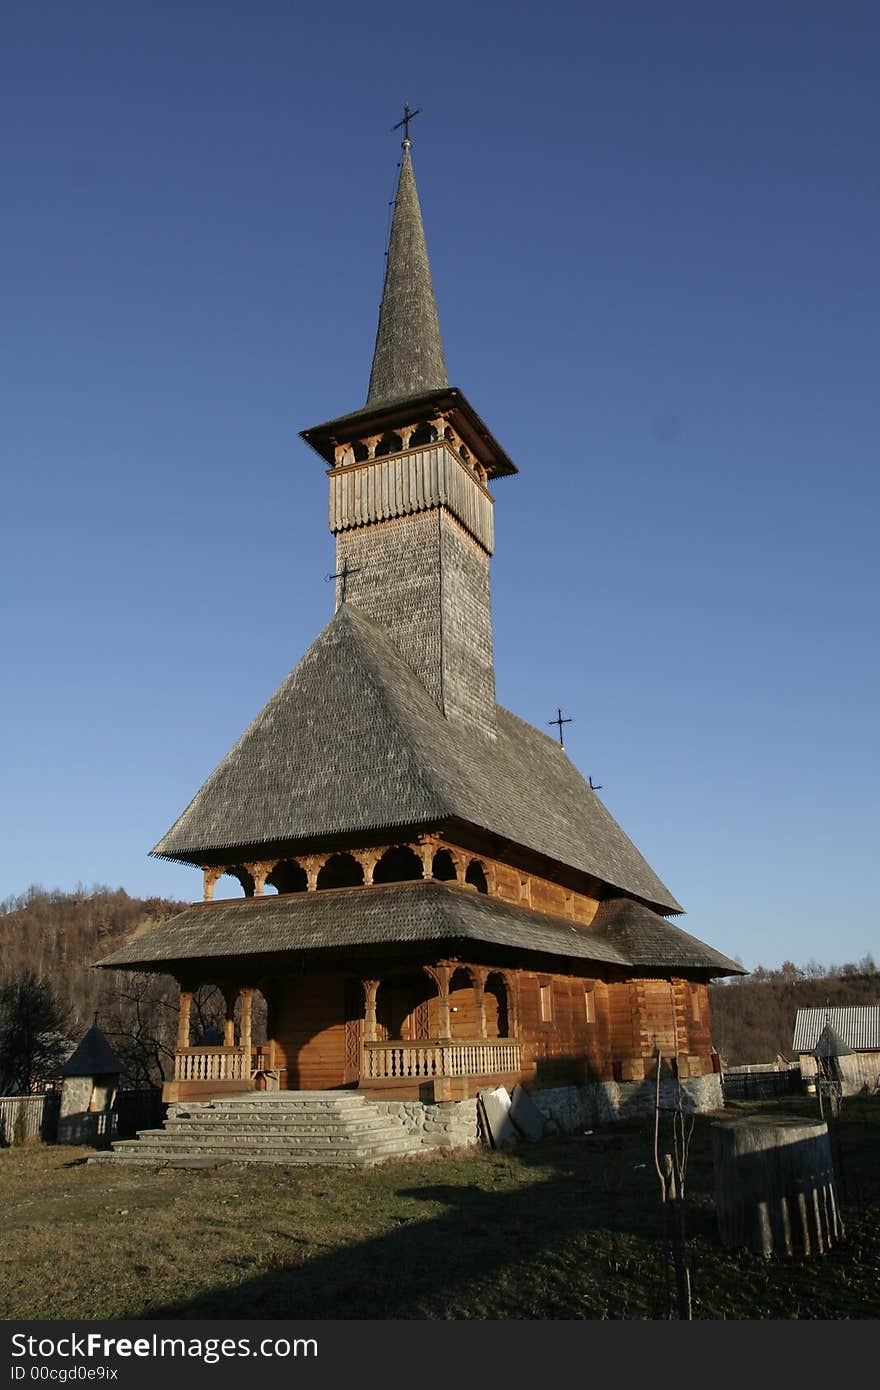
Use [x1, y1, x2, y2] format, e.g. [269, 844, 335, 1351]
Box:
[167, 963, 523, 1103]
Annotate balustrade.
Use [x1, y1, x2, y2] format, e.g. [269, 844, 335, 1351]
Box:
[363, 1039, 521, 1081]
[174, 1046, 250, 1083]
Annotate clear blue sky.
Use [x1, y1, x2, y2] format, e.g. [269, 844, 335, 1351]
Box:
[2, 2, 878, 972]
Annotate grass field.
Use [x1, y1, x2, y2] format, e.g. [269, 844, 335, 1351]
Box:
[1, 1098, 877, 1320]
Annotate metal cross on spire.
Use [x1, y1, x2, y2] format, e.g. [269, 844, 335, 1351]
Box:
[548, 707, 572, 748]
[392, 103, 421, 145]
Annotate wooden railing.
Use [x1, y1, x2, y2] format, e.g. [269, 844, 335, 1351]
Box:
[174, 1039, 520, 1086]
[174, 1046, 250, 1083]
[363, 1039, 522, 1081]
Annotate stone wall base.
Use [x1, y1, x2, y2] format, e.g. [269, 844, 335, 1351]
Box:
[531, 1075, 724, 1133]
[375, 1098, 482, 1150]
[374, 1075, 723, 1151]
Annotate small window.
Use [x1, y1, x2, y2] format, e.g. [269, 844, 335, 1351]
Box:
[584, 988, 596, 1025]
[539, 979, 553, 1023]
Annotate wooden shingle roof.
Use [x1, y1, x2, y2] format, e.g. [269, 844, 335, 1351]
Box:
[366, 143, 448, 408]
[152, 605, 683, 914]
[590, 898, 745, 975]
[95, 880, 735, 975]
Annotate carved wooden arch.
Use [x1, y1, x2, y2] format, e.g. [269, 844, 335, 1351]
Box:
[203, 865, 255, 899]
[464, 857, 491, 894]
[372, 843, 425, 884]
[484, 969, 515, 1039]
[263, 857, 309, 895]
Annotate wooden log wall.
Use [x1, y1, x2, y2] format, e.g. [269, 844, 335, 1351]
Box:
[181, 966, 716, 1095]
[272, 975, 347, 1090]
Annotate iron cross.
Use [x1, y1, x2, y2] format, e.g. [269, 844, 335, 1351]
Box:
[326, 559, 362, 603]
[392, 103, 421, 142]
[549, 707, 572, 748]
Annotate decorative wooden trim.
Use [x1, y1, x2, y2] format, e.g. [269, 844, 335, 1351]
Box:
[328, 444, 495, 554]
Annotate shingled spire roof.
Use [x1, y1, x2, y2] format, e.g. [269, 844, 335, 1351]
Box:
[151, 604, 684, 915]
[366, 141, 448, 406]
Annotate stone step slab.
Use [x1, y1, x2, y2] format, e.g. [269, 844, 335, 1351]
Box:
[110, 1137, 419, 1160]
[124, 1128, 413, 1150]
[96, 1090, 428, 1168]
[161, 1116, 395, 1133]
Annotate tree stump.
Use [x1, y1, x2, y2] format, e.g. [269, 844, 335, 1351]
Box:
[712, 1116, 843, 1258]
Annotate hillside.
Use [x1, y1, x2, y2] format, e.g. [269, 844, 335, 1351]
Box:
[710, 964, 879, 1065]
[0, 886, 186, 1087]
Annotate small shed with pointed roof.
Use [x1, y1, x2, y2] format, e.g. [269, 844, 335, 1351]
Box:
[57, 1022, 124, 1144]
[794, 1007, 880, 1095]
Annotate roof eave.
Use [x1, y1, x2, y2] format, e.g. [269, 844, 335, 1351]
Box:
[300, 386, 518, 479]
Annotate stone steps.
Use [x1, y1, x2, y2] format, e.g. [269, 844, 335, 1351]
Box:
[161, 1115, 395, 1132]
[91, 1091, 427, 1168]
[124, 1128, 413, 1150]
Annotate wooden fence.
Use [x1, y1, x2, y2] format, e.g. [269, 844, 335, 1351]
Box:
[0, 1093, 60, 1144]
[0, 1089, 164, 1145]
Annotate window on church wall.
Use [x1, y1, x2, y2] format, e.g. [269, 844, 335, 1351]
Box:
[584, 987, 597, 1025]
[266, 860, 308, 895]
[316, 853, 364, 891]
[372, 845, 423, 884]
[465, 859, 488, 894]
[539, 978, 554, 1024]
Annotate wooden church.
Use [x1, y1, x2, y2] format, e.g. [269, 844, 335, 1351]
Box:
[99, 130, 742, 1112]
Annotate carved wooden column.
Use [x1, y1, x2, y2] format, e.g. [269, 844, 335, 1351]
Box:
[239, 988, 254, 1059]
[251, 864, 268, 897]
[176, 990, 193, 1051]
[474, 969, 488, 1039]
[302, 855, 323, 892]
[417, 842, 433, 879]
[222, 988, 236, 1047]
[505, 974, 519, 1040]
[362, 980, 379, 1043]
[203, 868, 222, 902]
[434, 965, 452, 1039]
[357, 850, 381, 886]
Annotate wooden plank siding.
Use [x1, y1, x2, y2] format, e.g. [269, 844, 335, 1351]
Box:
[169, 965, 716, 1100]
[272, 974, 348, 1090]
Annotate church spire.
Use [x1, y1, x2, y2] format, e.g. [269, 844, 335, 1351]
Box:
[366, 137, 448, 407]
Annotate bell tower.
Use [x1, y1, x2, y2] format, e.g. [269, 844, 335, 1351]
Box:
[301, 131, 517, 742]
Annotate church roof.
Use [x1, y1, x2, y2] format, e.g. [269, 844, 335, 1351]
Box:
[59, 1022, 124, 1077]
[590, 898, 745, 975]
[95, 879, 734, 975]
[151, 605, 683, 913]
[366, 143, 448, 407]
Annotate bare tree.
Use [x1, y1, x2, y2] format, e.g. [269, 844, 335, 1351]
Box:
[0, 971, 70, 1094]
